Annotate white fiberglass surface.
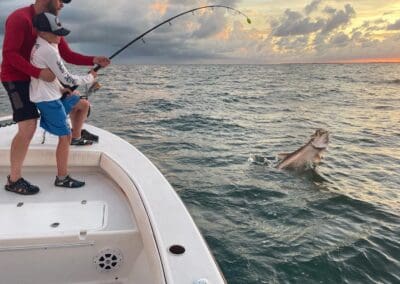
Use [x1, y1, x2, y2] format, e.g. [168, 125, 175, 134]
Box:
[0, 166, 136, 238]
[0, 201, 106, 236]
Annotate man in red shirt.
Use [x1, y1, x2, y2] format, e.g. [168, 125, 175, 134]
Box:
[1, 0, 110, 195]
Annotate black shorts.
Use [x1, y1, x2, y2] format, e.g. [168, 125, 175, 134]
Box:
[2, 81, 40, 122]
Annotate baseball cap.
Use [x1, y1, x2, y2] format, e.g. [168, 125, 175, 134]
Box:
[33, 12, 70, 36]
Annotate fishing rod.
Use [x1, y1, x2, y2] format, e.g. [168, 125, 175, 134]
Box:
[64, 5, 251, 97]
[93, 5, 251, 71]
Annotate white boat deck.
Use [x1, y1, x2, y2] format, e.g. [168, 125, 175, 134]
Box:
[0, 125, 162, 283]
[0, 166, 135, 238]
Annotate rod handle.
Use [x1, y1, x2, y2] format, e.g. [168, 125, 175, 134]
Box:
[93, 64, 102, 72]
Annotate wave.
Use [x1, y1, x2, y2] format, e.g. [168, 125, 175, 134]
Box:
[137, 98, 183, 112]
[158, 113, 245, 132]
[385, 79, 400, 84]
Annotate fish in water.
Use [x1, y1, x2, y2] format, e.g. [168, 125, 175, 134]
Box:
[276, 129, 330, 170]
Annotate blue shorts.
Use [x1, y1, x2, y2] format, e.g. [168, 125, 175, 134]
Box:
[36, 95, 80, 137]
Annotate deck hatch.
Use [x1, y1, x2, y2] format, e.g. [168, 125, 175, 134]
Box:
[0, 201, 107, 236]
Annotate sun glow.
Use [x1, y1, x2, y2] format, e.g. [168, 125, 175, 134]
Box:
[334, 58, 400, 63]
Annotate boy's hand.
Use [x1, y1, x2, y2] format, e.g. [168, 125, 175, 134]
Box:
[88, 81, 101, 94]
[39, 68, 56, 82]
[60, 87, 72, 96]
[89, 69, 97, 78]
[93, 57, 110, 68]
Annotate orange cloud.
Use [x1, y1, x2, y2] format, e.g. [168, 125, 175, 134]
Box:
[150, 1, 168, 16]
[214, 27, 232, 41]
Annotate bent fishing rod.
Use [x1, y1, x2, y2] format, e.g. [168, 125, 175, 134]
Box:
[64, 5, 251, 96]
[93, 5, 251, 71]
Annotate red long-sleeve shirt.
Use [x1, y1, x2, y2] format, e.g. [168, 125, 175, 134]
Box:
[1, 5, 95, 82]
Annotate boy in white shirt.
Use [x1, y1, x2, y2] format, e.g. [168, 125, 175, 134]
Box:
[30, 12, 97, 188]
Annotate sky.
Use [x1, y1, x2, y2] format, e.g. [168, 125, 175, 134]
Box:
[1, 0, 400, 64]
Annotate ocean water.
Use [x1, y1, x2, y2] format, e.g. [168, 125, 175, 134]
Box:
[1, 64, 399, 283]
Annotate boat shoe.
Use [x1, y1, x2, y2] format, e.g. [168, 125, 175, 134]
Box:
[54, 175, 85, 188]
[5, 176, 40, 195]
[71, 137, 93, 146]
[81, 129, 99, 143]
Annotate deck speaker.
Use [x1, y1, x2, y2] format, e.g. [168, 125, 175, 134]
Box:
[94, 248, 123, 272]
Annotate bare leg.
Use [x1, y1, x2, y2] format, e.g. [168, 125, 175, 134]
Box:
[56, 135, 71, 177]
[9, 119, 37, 182]
[70, 99, 90, 139]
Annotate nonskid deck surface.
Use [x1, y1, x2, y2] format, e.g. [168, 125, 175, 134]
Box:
[0, 166, 136, 238]
[0, 166, 155, 284]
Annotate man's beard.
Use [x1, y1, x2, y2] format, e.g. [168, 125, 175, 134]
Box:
[46, 2, 58, 15]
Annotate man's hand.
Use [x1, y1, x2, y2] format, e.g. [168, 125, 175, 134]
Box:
[93, 57, 111, 68]
[39, 68, 56, 82]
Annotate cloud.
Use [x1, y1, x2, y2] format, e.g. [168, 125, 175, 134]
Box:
[356, 19, 387, 32]
[304, 0, 322, 15]
[265, 0, 400, 63]
[329, 32, 350, 46]
[271, 2, 356, 38]
[321, 4, 355, 34]
[323, 6, 337, 15]
[150, 1, 168, 16]
[387, 19, 400, 30]
[271, 9, 324, 37]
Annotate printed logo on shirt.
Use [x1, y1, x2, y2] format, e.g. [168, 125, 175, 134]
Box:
[57, 60, 77, 85]
[57, 60, 66, 73]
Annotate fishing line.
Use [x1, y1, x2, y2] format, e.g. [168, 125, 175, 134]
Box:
[64, 5, 251, 96]
[93, 5, 251, 71]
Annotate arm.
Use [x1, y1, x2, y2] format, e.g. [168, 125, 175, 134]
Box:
[46, 49, 95, 87]
[2, 15, 41, 78]
[58, 38, 94, 66]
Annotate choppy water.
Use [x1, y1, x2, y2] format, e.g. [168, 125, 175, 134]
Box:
[1, 64, 399, 283]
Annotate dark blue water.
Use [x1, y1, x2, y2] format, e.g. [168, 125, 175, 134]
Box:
[1, 64, 399, 283]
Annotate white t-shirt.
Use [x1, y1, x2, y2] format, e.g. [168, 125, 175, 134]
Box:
[30, 36, 94, 103]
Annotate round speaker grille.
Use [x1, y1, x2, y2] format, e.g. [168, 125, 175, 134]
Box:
[94, 248, 123, 272]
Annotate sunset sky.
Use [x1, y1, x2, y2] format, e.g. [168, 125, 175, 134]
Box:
[1, 0, 400, 64]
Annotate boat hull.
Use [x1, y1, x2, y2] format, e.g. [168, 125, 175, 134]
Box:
[0, 122, 225, 283]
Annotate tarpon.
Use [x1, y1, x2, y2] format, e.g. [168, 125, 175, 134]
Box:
[276, 129, 329, 170]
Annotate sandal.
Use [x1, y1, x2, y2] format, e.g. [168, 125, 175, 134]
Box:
[54, 175, 85, 188]
[81, 129, 99, 143]
[5, 176, 40, 195]
[70, 129, 99, 143]
[71, 137, 93, 146]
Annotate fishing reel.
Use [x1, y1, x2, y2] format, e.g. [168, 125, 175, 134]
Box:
[84, 81, 102, 98]
[61, 81, 101, 99]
